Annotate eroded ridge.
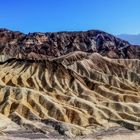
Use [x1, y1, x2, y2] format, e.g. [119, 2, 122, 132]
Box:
[0, 52, 140, 135]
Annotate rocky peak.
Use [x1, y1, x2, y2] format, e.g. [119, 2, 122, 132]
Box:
[0, 29, 139, 60]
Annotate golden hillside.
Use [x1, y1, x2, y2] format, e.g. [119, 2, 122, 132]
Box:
[0, 52, 140, 136]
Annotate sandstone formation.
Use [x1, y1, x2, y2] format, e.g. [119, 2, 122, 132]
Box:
[0, 29, 140, 137]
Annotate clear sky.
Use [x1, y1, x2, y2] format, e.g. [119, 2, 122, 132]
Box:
[0, 0, 140, 35]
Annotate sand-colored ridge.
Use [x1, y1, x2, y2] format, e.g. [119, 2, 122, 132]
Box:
[0, 52, 140, 136]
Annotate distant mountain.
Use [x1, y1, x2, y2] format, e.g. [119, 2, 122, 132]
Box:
[118, 34, 140, 45]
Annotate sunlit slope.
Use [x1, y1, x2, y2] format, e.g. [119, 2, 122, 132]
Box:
[0, 52, 140, 135]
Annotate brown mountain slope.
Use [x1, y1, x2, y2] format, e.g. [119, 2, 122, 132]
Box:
[0, 52, 140, 136]
[0, 29, 140, 60]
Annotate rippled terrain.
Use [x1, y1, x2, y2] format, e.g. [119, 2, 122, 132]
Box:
[0, 29, 140, 138]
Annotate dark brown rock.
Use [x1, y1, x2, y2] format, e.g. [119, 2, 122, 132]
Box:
[0, 28, 139, 60]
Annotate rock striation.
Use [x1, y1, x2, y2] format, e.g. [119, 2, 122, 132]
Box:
[0, 29, 140, 136]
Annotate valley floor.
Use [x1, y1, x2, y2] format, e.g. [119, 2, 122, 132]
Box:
[0, 127, 140, 140]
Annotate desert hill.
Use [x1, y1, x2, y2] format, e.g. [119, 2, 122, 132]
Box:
[0, 29, 140, 137]
[0, 29, 140, 60]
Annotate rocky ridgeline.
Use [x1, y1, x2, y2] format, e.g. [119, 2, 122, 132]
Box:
[0, 28, 140, 60]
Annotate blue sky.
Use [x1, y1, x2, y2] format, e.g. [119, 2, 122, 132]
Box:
[0, 0, 140, 35]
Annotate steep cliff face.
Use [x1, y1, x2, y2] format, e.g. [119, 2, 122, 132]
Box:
[0, 29, 140, 137]
[0, 29, 140, 60]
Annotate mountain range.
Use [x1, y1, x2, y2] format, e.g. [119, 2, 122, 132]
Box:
[118, 34, 140, 45]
